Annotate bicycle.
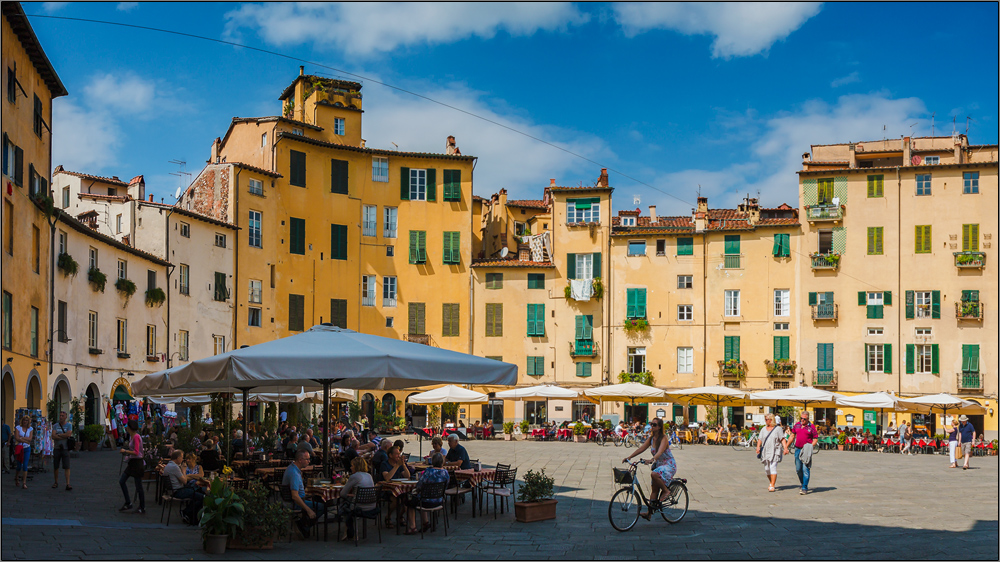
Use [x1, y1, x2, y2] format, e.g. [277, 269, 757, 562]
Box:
[730, 432, 758, 451]
[668, 430, 684, 450]
[608, 460, 689, 531]
[612, 431, 627, 447]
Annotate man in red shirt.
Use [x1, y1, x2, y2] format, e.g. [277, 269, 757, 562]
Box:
[783, 411, 818, 495]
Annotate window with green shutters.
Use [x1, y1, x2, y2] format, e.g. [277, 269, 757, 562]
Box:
[867, 227, 883, 255]
[330, 224, 348, 260]
[330, 159, 349, 194]
[527, 356, 544, 377]
[962, 224, 979, 251]
[289, 150, 306, 187]
[485, 303, 503, 337]
[626, 288, 647, 319]
[526, 303, 545, 337]
[817, 343, 834, 373]
[773, 336, 790, 361]
[867, 175, 884, 198]
[906, 344, 935, 374]
[772, 233, 790, 257]
[576, 362, 592, 378]
[905, 290, 940, 319]
[527, 273, 545, 289]
[676, 237, 694, 256]
[860, 291, 887, 319]
[408, 230, 427, 264]
[817, 178, 834, 205]
[915, 225, 931, 254]
[407, 302, 426, 335]
[441, 303, 460, 337]
[442, 169, 462, 202]
[214, 272, 228, 301]
[724, 336, 740, 362]
[288, 294, 305, 331]
[724, 235, 740, 254]
[289, 217, 306, 255]
[962, 344, 980, 374]
[485, 273, 503, 289]
[330, 299, 347, 329]
[574, 315, 594, 355]
[442, 231, 461, 264]
[565, 253, 601, 280]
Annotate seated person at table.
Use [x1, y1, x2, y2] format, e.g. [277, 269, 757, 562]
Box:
[284, 432, 299, 458]
[404, 452, 449, 534]
[339, 457, 376, 541]
[393, 439, 406, 457]
[184, 452, 205, 479]
[231, 430, 245, 456]
[163, 451, 206, 525]
[615, 421, 628, 438]
[380, 446, 411, 528]
[306, 429, 320, 449]
[425, 436, 447, 462]
[297, 434, 314, 455]
[371, 440, 393, 480]
[341, 438, 360, 473]
[445, 434, 471, 470]
[282, 449, 325, 538]
[200, 440, 223, 473]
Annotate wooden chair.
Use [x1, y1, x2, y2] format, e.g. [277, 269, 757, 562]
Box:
[481, 467, 517, 519]
[413, 481, 449, 538]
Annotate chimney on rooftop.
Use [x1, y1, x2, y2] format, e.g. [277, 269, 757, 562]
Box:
[148, 194, 154, 202]
[694, 197, 708, 233]
[550, 179, 556, 187]
[597, 168, 608, 188]
[649, 205, 657, 222]
[299, 66, 304, 76]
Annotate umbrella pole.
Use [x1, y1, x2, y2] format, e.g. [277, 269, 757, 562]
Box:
[322, 383, 330, 478]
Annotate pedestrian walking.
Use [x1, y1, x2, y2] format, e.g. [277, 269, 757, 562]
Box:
[52, 411, 73, 490]
[14, 415, 33, 489]
[118, 420, 146, 514]
[756, 413, 783, 492]
[947, 419, 959, 468]
[782, 411, 818, 495]
[1, 418, 11, 474]
[899, 421, 913, 455]
[957, 415, 975, 470]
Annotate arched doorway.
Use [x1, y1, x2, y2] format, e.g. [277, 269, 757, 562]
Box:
[381, 393, 396, 418]
[1, 367, 15, 425]
[406, 392, 426, 429]
[85, 384, 100, 426]
[53, 378, 72, 416]
[360, 393, 375, 426]
[25, 371, 41, 409]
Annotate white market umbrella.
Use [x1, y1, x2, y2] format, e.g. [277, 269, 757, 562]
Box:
[664, 385, 750, 427]
[407, 385, 488, 454]
[585, 382, 665, 422]
[836, 392, 931, 414]
[897, 393, 987, 416]
[749, 386, 845, 409]
[496, 384, 578, 426]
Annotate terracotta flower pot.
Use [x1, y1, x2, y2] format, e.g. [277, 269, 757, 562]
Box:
[514, 499, 557, 523]
[503, 434, 513, 441]
[573, 435, 587, 443]
[836, 445, 844, 451]
[88, 442, 97, 452]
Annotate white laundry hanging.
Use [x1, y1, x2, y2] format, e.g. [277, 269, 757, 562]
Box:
[570, 279, 592, 301]
[526, 235, 545, 262]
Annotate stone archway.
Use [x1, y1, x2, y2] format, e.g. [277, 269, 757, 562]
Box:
[51, 375, 72, 416]
[1, 366, 15, 425]
[25, 370, 41, 409]
[85, 383, 101, 426]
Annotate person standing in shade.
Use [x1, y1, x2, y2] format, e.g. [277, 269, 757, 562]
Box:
[756, 413, 783, 492]
[957, 415, 975, 470]
[118, 420, 146, 514]
[783, 411, 818, 495]
[14, 415, 33, 489]
[52, 411, 73, 490]
[1, 419, 11, 474]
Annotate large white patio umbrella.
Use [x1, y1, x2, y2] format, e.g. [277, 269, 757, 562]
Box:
[134, 325, 516, 475]
[664, 385, 750, 426]
[836, 392, 931, 413]
[495, 384, 578, 426]
[407, 385, 488, 454]
[748, 386, 845, 409]
[585, 382, 665, 422]
[896, 393, 987, 417]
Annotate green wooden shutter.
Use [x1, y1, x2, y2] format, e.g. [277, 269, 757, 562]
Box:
[537, 304, 545, 336]
[931, 344, 939, 374]
[400, 167, 410, 200]
[773, 336, 790, 361]
[592, 252, 601, 279]
[858, 291, 866, 306]
[289, 150, 306, 187]
[485, 304, 494, 337]
[863, 344, 869, 372]
[931, 290, 941, 319]
[527, 274, 544, 289]
[426, 169, 436, 201]
[577, 362, 592, 378]
[677, 237, 693, 256]
[418, 231, 427, 263]
[876, 227, 883, 254]
[961, 344, 971, 372]
[817, 343, 826, 371]
[574, 315, 584, 340]
[905, 291, 914, 319]
[725, 336, 733, 361]
[626, 289, 636, 318]
[290, 218, 305, 255]
[906, 344, 915, 374]
[969, 345, 980, 373]
[825, 292, 834, 304]
[495, 304, 503, 337]
[452, 303, 460, 337]
[915, 225, 931, 254]
[884, 291, 892, 306]
[331, 159, 348, 194]
[867, 175, 884, 198]
[825, 343, 834, 371]
[408, 302, 417, 334]
[450, 232, 461, 263]
[733, 336, 740, 362]
[725, 336, 741, 361]
[772, 235, 781, 256]
[566, 253, 576, 280]
[526, 304, 535, 336]
[443, 232, 453, 264]
[818, 179, 834, 204]
[330, 224, 348, 260]
[13, 145, 23, 186]
[288, 294, 304, 331]
[409, 231, 418, 263]
[884, 344, 892, 374]
[637, 288, 647, 318]
[443, 169, 461, 202]
[724, 235, 740, 255]
[442, 304, 450, 336]
[962, 224, 979, 252]
[808, 292, 817, 306]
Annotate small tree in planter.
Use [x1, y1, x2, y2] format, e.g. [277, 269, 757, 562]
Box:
[84, 424, 104, 451]
[200, 478, 245, 554]
[515, 469, 557, 522]
[572, 423, 587, 442]
[229, 480, 289, 549]
[503, 421, 515, 441]
[519, 419, 530, 434]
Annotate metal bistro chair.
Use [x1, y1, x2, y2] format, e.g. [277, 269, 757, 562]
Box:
[350, 486, 382, 546]
[467, 463, 510, 520]
[278, 485, 309, 542]
[481, 467, 517, 519]
[158, 476, 187, 527]
[413, 481, 449, 538]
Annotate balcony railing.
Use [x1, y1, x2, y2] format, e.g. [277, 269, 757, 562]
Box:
[957, 372, 983, 392]
[722, 253, 743, 269]
[955, 301, 984, 321]
[406, 334, 430, 345]
[383, 296, 397, 308]
[805, 204, 844, 222]
[362, 223, 377, 237]
[717, 360, 748, 381]
[570, 339, 597, 357]
[384, 227, 397, 239]
[811, 303, 838, 321]
[813, 370, 838, 388]
[954, 251, 986, 269]
[810, 252, 841, 270]
[764, 359, 797, 378]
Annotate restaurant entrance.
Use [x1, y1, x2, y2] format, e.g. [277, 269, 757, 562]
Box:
[624, 403, 648, 424]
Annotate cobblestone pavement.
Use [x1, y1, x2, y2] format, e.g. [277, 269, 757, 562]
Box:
[2, 437, 997, 560]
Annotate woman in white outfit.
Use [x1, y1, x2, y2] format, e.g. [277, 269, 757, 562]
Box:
[756, 413, 784, 492]
[946, 419, 959, 468]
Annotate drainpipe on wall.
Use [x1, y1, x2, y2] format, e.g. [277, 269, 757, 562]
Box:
[605, 193, 612, 385]
[164, 205, 176, 367]
[702, 232, 708, 387]
[896, 166, 901, 396]
[468, 158, 477, 355]
[233, 167, 241, 350]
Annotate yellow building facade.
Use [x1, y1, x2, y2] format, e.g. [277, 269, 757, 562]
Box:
[1, 2, 67, 423]
[799, 135, 999, 437]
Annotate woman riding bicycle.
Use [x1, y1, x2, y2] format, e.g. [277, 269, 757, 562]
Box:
[622, 417, 676, 519]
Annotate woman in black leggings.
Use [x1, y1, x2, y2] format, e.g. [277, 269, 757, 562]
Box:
[118, 420, 146, 514]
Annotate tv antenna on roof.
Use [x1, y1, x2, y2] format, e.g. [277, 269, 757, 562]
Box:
[168, 159, 190, 196]
[633, 194, 641, 206]
[931, 112, 935, 136]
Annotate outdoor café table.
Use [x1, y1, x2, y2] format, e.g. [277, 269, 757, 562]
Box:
[586, 429, 601, 440]
[454, 468, 495, 519]
[531, 428, 546, 440]
[557, 429, 573, 440]
[303, 485, 343, 542]
[818, 436, 836, 450]
[378, 480, 419, 534]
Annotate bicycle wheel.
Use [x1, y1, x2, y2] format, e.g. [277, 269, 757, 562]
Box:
[660, 481, 689, 524]
[731, 436, 745, 450]
[608, 487, 641, 532]
[613, 434, 623, 447]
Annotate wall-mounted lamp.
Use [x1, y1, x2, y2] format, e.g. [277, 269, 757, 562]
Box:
[33, 362, 41, 367]
[5, 357, 11, 363]
[990, 408, 995, 416]
[60, 367, 68, 372]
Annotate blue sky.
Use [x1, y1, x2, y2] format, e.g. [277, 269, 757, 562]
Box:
[25, 2, 999, 215]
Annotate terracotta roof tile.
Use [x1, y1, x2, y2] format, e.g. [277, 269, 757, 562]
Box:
[54, 208, 171, 266]
[549, 185, 612, 192]
[277, 132, 476, 161]
[618, 209, 640, 216]
[507, 199, 547, 209]
[804, 161, 850, 166]
[472, 195, 488, 203]
[78, 193, 128, 202]
[54, 168, 129, 187]
[139, 201, 240, 230]
[229, 162, 283, 178]
[471, 259, 555, 269]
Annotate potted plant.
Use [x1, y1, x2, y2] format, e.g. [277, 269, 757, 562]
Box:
[503, 421, 515, 441]
[572, 423, 587, 443]
[229, 481, 289, 549]
[199, 477, 245, 554]
[87, 267, 107, 292]
[519, 419, 530, 435]
[836, 433, 846, 451]
[622, 318, 650, 335]
[84, 424, 104, 451]
[514, 469, 557, 523]
[145, 287, 166, 307]
[57, 252, 79, 277]
[115, 277, 137, 304]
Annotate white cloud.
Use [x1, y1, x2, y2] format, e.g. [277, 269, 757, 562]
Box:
[613, 2, 822, 58]
[223, 2, 588, 55]
[52, 73, 171, 172]
[116, 2, 139, 12]
[357, 77, 612, 199]
[41, 2, 69, 13]
[830, 71, 860, 88]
